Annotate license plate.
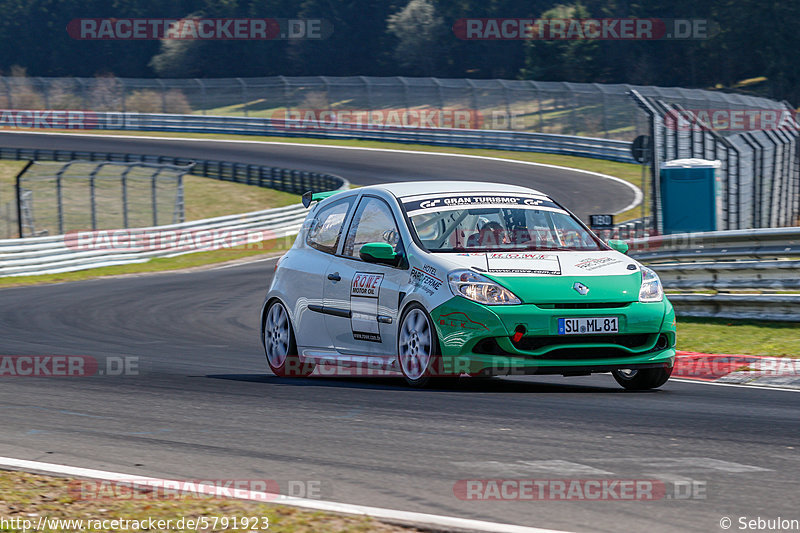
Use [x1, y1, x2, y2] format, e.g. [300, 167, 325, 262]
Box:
[558, 317, 618, 335]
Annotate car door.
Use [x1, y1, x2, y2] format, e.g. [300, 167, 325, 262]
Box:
[323, 195, 406, 357]
[292, 196, 354, 351]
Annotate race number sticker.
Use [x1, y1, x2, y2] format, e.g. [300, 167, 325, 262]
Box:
[487, 252, 562, 275]
[350, 272, 384, 342]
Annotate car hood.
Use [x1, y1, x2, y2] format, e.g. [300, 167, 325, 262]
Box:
[431, 250, 643, 304]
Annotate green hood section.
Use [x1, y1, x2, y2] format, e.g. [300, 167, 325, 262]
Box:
[486, 271, 642, 304]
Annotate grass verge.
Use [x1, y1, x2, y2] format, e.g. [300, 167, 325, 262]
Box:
[677, 317, 800, 357]
[183, 175, 299, 220]
[0, 469, 413, 532]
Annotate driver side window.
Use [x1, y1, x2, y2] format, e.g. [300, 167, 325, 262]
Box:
[305, 197, 354, 255]
[343, 196, 401, 259]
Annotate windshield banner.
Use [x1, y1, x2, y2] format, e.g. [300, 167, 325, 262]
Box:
[402, 194, 561, 213]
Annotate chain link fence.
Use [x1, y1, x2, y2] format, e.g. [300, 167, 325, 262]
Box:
[1, 75, 795, 233]
[0, 75, 787, 140]
[11, 160, 189, 238]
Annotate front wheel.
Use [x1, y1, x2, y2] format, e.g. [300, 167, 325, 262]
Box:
[263, 300, 315, 377]
[612, 366, 672, 390]
[397, 304, 444, 388]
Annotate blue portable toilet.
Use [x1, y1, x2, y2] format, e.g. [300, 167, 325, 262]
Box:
[659, 159, 722, 234]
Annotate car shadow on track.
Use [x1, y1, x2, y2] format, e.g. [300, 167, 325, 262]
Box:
[205, 374, 651, 394]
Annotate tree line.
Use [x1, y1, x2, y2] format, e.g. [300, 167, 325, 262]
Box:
[0, 0, 797, 105]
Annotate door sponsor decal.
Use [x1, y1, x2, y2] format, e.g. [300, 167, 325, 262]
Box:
[350, 272, 384, 342]
[409, 264, 443, 296]
[574, 256, 623, 271]
[486, 252, 562, 275]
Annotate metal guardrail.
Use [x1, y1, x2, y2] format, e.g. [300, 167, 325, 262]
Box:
[0, 204, 307, 277]
[631, 227, 800, 321]
[630, 227, 800, 262]
[0, 146, 348, 196]
[658, 294, 800, 323]
[68, 112, 635, 163]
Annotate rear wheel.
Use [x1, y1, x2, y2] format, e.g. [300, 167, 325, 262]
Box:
[397, 304, 444, 388]
[263, 300, 315, 377]
[612, 366, 672, 390]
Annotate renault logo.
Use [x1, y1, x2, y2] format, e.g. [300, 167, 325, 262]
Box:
[573, 282, 590, 295]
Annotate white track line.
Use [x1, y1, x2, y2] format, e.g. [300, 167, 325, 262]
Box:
[669, 378, 800, 393]
[1, 131, 642, 215]
[0, 457, 569, 533]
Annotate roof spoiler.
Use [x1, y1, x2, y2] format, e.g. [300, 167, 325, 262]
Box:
[301, 190, 341, 208]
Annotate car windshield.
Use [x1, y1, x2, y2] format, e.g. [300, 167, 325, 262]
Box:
[403, 196, 603, 252]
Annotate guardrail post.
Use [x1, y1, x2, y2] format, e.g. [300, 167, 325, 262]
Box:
[237, 78, 248, 117]
[0, 76, 11, 108]
[152, 167, 164, 226]
[55, 162, 71, 235]
[121, 164, 132, 228]
[398, 77, 410, 111]
[174, 171, 185, 224]
[279, 75, 290, 116]
[157, 79, 166, 113]
[14, 161, 33, 238]
[89, 162, 104, 230]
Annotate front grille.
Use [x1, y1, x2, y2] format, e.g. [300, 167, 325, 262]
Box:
[535, 348, 636, 360]
[536, 302, 630, 309]
[516, 334, 653, 351]
[473, 334, 659, 359]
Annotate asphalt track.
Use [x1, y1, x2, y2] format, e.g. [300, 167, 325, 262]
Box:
[0, 131, 638, 221]
[0, 132, 798, 532]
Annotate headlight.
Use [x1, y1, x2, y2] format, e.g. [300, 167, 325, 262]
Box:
[639, 266, 664, 303]
[448, 270, 521, 305]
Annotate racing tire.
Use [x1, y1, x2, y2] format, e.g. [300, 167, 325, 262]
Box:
[612, 366, 672, 390]
[263, 300, 315, 378]
[397, 303, 447, 388]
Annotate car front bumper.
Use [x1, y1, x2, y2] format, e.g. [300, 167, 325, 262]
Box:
[430, 296, 676, 377]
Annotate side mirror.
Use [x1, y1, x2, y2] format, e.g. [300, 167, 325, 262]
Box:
[607, 239, 629, 254]
[359, 242, 400, 266]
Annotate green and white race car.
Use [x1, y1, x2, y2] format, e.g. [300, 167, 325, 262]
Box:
[261, 181, 675, 389]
